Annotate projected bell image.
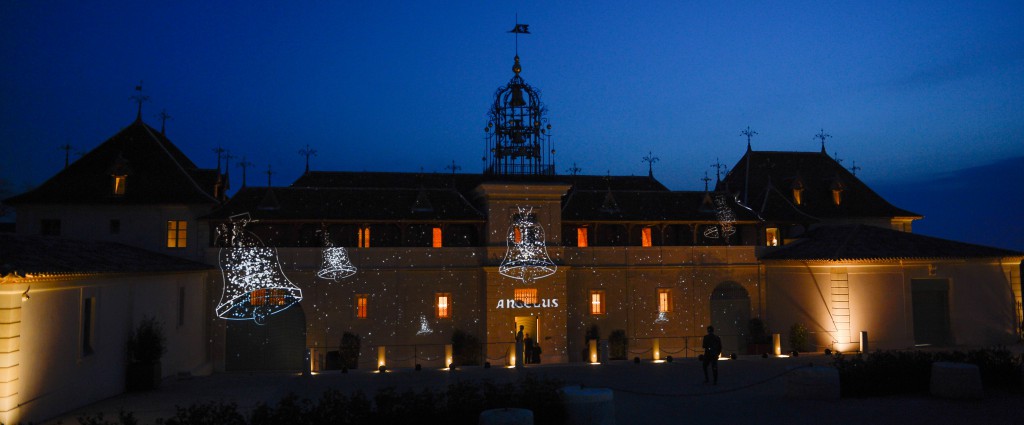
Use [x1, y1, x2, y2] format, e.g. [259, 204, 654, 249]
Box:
[316, 231, 357, 281]
[216, 213, 303, 325]
[498, 207, 556, 283]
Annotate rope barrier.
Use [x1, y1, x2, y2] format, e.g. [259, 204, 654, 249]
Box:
[602, 364, 814, 398]
[628, 348, 653, 355]
[659, 347, 688, 355]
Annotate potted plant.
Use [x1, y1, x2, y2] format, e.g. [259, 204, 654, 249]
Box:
[126, 316, 166, 391]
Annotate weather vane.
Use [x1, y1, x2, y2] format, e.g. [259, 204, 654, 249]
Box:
[849, 160, 861, 176]
[509, 15, 530, 56]
[642, 151, 660, 177]
[566, 163, 582, 176]
[265, 164, 274, 186]
[833, 151, 843, 165]
[157, 109, 172, 135]
[445, 160, 461, 175]
[58, 143, 74, 169]
[814, 129, 831, 153]
[130, 81, 150, 121]
[701, 171, 712, 191]
[711, 158, 728, 182]
[213, 146, 226, 173]
[741, 126, 758, 150]
[299, 144, 317, 174]
[237, 156, 254, 187]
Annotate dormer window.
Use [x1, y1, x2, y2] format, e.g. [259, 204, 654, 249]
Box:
[765, 227, 780, 246]
[791, 177, 804, 206]
[831, 180, 845, 206]
[113, 175, 127, 195]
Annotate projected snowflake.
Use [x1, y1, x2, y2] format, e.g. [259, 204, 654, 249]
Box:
[216, 214, 303, 325]
[415, 314, 433, 335]
[499, 207, 557, 283]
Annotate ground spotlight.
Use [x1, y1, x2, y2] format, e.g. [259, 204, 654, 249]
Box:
[484, 361, 491, 369]
[824, 348, 832, 356]
[378, 365, 387, 373]
[730, 353, 737, 360]
[342, 367, 348, 374]
[633, 357, 640, 364]
[666, 356, 673, 363]
[415, 364, 421, 371]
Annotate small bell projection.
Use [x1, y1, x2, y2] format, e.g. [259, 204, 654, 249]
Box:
[216, 214, 303, 325]
[703, 194, 737, 239]
[499, 207, 557, 283]
[316, 231, 356, 281]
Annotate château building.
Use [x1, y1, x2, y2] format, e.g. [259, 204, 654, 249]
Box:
[1, 49, 1021, 425]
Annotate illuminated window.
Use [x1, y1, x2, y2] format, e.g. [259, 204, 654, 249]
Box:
[832, 187, 843, 205]
[590, 290, 606, 315]
[432, 227, 442, 248]
[436, 293, 451, 319]
[113, 175, 127, 195]
[250, 289, 289, 306]
[166, 220, 187, 248]
[792, 188, 803, 205]
[658, 288, 672, 313]
[765, 227, 779, 247]
[641, 227, 653, 247]
[577, 227, 588, 247]
[355, 294, 368, 319]
[358, 226, 371, 248]
[514, 288, 538, 304]
[513, 227, 522, 244]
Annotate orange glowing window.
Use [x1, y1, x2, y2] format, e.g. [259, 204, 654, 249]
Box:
[432, 227, 442, 248]
[513, 227, 522, 244]
[658, 288, 672, 313]
[358, 226, 371, 248]
[250, 289, 288, 306]
[166, 220, 187, 248]
[641, 227, 653, 247]
[113, 175, 127, 195]
[514, 288, 538, 304]
[832, 188, 843, 206]
[355, 294, 368, 318]
[590, 290, 606, 315]
[793, 188, 804, 205]
[436, 293, 451, 319]
[766, 227, 780, 247]
[577, 227, 588, 247]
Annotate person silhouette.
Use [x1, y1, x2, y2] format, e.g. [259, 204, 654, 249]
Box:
[524, 333, 534, 364]
[515, 325, 525, 368]
[702, 325, 722, 384]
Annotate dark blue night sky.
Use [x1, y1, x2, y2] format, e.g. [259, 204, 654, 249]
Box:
[1, 1, 1022, 250]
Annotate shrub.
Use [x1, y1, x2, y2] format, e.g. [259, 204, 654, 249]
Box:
[833, 348, 1023, 397]
[127, 317, 166, 363]
[339, 332, 361, 369]
[451, 329, 482, 366]
[788, 322, 808, 353]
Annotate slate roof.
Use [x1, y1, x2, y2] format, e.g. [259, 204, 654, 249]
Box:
[760, 224, 1024, 261]
[4, 119, 220, 205]
[0, 234, 213, 278]
[292, 171, 668, 194]
[719, 150, 920, 222]
[203, 186, 485, 222]
[562, 190, 761, 222]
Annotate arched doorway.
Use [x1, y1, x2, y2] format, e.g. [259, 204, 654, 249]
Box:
[710, 282, 750, 356]
[225, 304, 306, 371]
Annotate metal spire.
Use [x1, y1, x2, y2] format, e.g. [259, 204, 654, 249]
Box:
[701, 171, 712, 192]
[642, 151, 660, 177]
[711, 157, 728, 183]
[157, 109, 172, 135]
[298, 144, 317, 174]
[833, 151, 843, 165]
[566, 163, 582, 176]
[237, 157, 254, 187]
[265, 164, 274, 187]
[58, 143, 73, 169]
[849, 160, 861, 176]
[740, 126, 758, 151]
[444, 160, 461, 175]
[212, 146, 226, 173]
[814, 129, 832, 153]
[130, 81, 150, 121]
